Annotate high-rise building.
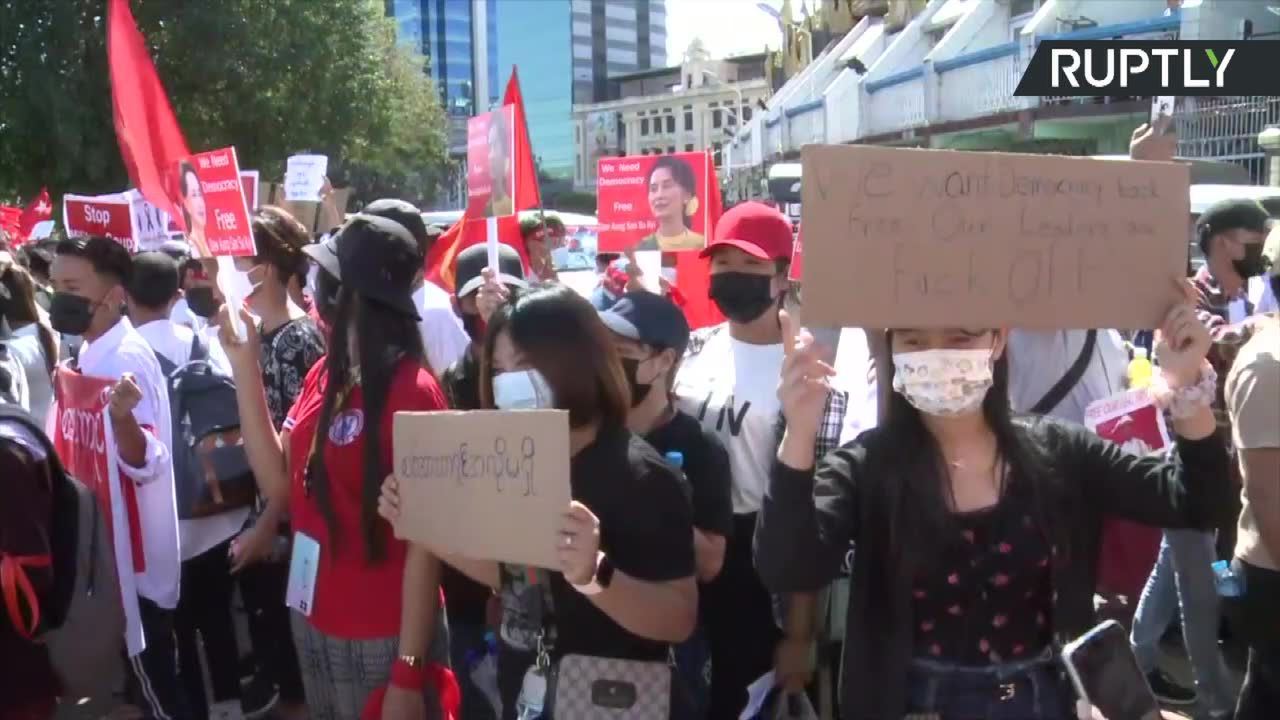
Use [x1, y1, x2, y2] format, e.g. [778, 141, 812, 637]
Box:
[388, 0, 499, 117]
[572, 0, 668, 105]
[388, 0, 669, 189]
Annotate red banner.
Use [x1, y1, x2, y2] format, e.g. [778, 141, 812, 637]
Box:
[789, 225, 803, 281]
[240, 170, 260, 211]
[467, 107, 517, 218]
[51, 369, 147, 655]
[63, 193, 137, 250]
[596, 152, 711, 253]
[175, 147, 256, 257]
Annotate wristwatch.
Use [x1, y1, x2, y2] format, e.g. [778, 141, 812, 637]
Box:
[572, 551, 615, 595]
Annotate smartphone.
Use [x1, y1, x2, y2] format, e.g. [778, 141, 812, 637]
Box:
[1151, 95, 1176, 134]
[1062, 620, 1162, 720]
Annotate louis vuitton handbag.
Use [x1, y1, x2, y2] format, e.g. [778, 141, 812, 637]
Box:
[549, 653, 673, 720]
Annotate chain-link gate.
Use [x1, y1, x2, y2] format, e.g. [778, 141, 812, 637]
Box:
[1177, 96, 1280, 184]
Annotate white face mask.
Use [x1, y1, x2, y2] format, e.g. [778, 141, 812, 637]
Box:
[892, 348, 995, 417]
[492, 368, 555, 410]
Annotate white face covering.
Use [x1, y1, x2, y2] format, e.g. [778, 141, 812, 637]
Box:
[892, 348, 995, 417]
[492, 368, 556, 410]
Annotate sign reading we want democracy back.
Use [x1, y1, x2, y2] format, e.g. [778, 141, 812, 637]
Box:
[798, 145, 1189, 330]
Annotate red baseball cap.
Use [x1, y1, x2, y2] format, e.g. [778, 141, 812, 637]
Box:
[700, 201, 794, 261]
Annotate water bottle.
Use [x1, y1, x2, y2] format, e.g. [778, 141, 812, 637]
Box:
[1127, 347, 1153, 390]
[1211, 560, 1245, 597]
[468, 632, 503, 717]
[665, 451, 684, 471]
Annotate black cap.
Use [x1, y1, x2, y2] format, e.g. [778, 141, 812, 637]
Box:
[330, 214, 423, 320]
[364, 199, 430, 253]
[598, 291, 690, 356]
[455, 243, 528, 298]
[302, 232, 341, 281]
[1196, 198, 1271, 236]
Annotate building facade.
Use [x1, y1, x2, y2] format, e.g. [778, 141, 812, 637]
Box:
[389, 0, 499, 116]
[571, 46, 770, 190]
[572, 0, 669, 105]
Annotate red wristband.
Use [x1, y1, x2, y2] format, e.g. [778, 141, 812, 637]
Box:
[390, 658, 429, 691]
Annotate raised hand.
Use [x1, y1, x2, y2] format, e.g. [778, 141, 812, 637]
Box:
[777, 309, 834, 442]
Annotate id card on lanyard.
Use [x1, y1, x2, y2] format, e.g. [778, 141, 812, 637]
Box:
[286, 532, 320, 616]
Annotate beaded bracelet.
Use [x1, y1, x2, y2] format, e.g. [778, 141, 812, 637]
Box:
[1149, 361, 1217, 420]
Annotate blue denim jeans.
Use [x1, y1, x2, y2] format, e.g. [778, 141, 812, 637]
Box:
[904, 650, 1073, 720]
[1129, 529, 1236, 715]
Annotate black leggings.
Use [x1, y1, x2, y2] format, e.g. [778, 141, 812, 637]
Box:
[704, 512, 782, 720]
[175, 540, 242, 717]
[239, 556, 306, 703]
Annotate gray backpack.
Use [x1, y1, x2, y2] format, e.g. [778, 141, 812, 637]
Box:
[0, 405, 125, 701]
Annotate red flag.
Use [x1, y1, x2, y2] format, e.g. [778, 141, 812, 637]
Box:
[502, 69, 542, 213]
[675, 152, 726, 330]
[0, 206, 22, 243]
[425, 215, 531, 293]
[426, 68, 541, 287]
[108, 0, 190, 231]
[15, 188, 53, 246]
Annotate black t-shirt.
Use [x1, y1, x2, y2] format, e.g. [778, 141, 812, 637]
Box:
[644, 410, 734, 538]
[439, 343, 496, 627]
[547, 422, 696, 662]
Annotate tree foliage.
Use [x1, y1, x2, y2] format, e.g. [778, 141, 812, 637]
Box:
[0, 0, 448, 206]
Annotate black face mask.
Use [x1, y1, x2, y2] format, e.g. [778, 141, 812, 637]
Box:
[709, 272, 776, 325]
[619, 356, 653, 408]
[185, 287, 219, 319]
[49, 292, 99, 336]
[461, 312, 485, 344]
[1233, 242, 1270, 279]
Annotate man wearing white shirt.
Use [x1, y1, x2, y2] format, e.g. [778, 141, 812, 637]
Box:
[50, 237, 190, 719]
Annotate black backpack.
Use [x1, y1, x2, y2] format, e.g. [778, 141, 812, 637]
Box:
[154, 333, 255, 519]
[0, 404, 125, 700]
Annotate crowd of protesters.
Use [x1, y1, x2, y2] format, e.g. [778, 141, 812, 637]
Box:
[2, 119, 1278, 720]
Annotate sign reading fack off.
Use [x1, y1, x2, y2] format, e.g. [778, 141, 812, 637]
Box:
[798, 145, 1189, 330]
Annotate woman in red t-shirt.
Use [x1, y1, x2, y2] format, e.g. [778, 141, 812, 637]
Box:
[219, 213, 453, 720]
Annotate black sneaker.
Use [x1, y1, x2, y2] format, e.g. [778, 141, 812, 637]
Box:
[1146, 669, 1197, 706]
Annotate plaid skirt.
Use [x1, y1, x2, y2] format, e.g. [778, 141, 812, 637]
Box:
[291, 606, 451, 720]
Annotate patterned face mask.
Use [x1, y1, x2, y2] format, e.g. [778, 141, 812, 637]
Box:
[892, 348, 995, 417]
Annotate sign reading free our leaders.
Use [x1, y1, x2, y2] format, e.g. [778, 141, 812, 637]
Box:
[798, 144, 1190, 330]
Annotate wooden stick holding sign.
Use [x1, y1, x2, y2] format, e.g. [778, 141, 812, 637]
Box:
[392, 409, 572, 569]
[799, 145, 1189, 330]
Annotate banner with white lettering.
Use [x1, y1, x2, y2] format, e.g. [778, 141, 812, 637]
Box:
[63, 193, 136, 251]
[173, 147, 256, 257]
[52, 370, 145, 657]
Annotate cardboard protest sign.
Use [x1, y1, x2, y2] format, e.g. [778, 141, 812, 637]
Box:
[284, 155, 328, 202]
[51, 371, 145, 656]
[467, 108, 517, 218]
[1085, 389, 1170, 596]
[126, 189, 175, 251]
[63, 193, 136, 250]
[799, 145, 1189, 329]
[174, 147, 256, 257]
[392, 409, 571, 569]
[596, 152, 712, 253]
[240, 170, 260, 210]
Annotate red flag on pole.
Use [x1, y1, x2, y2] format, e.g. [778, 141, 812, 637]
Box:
[675, 152, 726, 330]
[502, 69, 542, 213]
[426, 68, 540, 289]
[15, 188, 53, 246]
[108, 0, 191, 231]
[0, 206, 21, 242]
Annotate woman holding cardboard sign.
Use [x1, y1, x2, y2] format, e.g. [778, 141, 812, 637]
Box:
[218, 212, 453, 720]
[380, 283, 700, 719]
[756, 279, 1231, 720]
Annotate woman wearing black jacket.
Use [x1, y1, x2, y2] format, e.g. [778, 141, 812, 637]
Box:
[755, 283, 1231, 720]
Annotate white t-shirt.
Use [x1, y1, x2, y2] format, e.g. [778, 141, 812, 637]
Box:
[1007, 329, 1128, 425]
[831, 327, 879, 445]
[7, 324, 54, 426]
[66, 318, 181, 609]
[415, 283, 470, 374]
[675, 324, 784, 514]
[135, 319, 248, 561]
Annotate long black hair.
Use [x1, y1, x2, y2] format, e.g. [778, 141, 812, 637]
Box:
[867, 332, 1064, 620]
[306, 283, 428, 562]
